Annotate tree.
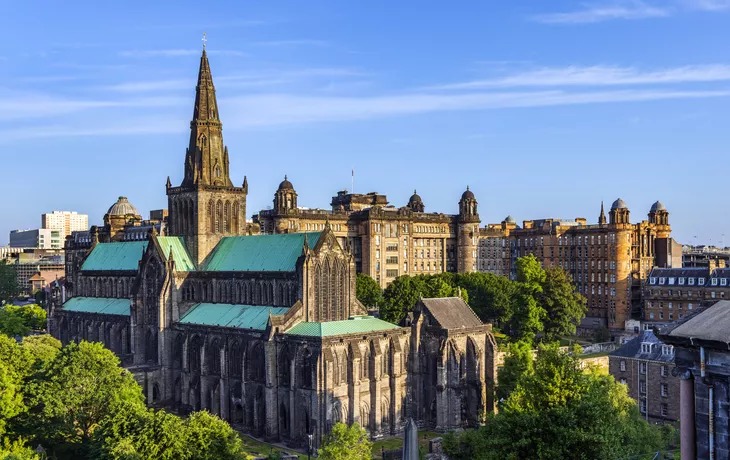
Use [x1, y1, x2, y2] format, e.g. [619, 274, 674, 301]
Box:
[455, 272, 517, 325]
[355, 274, 383, 308]
[23, 341, 146, 457]
[0, 360, 24, 438]
[381, 276, 424, 324]
[0, 261, 19, 305]
[495, 340, 533, 403]
[317, 422, 371, 460]
[0, 310, 29, 337]
[185, 411, 247, 460]
[539, 267, 587, 342]
[444, 344, 665, 460]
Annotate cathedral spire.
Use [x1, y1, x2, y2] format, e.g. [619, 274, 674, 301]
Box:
[182, 45, 232, 188]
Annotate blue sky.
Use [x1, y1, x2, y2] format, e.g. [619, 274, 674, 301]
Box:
[2, 0, 730, 246]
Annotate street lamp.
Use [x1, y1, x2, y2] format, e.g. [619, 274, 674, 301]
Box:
[307, 433, 313, 460]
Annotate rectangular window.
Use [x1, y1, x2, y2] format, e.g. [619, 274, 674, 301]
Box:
[620, 360, 626, 371]
[619, 378, 627, 385]
[640, 382, 647, 393]
[640, 362, 647, 374]
[661, 366, 667, 377]
[661, 383, 668, 397]
[385, 269, 399, 278]
[640, 399, 647, 414]
[661, 404, 668, 418]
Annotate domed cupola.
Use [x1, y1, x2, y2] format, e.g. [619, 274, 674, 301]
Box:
[107, 196, 140, 217]
[458, 186, 479, 222]
[408, 190, 425, 212]
[609, 198, 630, 225]
[648, 201, 669, 225]
[273, 175, 298, 215]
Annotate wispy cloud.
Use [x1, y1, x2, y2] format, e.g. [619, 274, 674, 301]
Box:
[119, 49, 248, 58]
[425, 64, 730, 90]
[252, 39, 330, 48]
[683, 0, 730, 10]
[531, 1, 670, 24]
[223, 89, 730, 127]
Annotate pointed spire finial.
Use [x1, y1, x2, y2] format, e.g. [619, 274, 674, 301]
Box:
[414, 189, 417, 194]
[466, 185, 470, 191]
[202, 32, 207, 50]
[285, 174, 288, 180]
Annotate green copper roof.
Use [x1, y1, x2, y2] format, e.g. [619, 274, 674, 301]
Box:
[178, 303, 289, 330]
[62, 297, 131, 316]
[157, 236, 195, 272]
[81, 241, 148, 271]
[284, 316, 400, 337]
[204, 232, 322, 272]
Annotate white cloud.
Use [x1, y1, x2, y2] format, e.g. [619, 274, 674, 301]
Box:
[683, 0, 730, 10]
[222, 89, 730, 127]
[531, 1, 670, 24]
[425, 64, 730, 90]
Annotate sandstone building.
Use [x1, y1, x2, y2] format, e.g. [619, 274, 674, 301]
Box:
[49, 48, 496, 449]
[254, 185, 483, 288]
[510, 200, 673, 331]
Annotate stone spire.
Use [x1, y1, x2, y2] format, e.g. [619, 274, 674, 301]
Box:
[598, 201, 607, 225]
[182, 48, 232, 188]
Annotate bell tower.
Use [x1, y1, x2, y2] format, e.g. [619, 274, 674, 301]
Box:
[167, 43, 249, 265]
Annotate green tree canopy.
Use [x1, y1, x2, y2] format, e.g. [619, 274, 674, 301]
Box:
[317, 422, 372, 460]
[0, 305, 47, 337]
[355, 274, 383, 308]
[444, 344, 665, 460]
[495, 340, 533, 403]
[22, 341, 146, 457]
[539, 267, 587, 342]
[0, 261, 19, 305]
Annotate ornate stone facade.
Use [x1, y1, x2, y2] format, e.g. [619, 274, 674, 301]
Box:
[49, 48, 496, 449]
[255, 186, 481, 288]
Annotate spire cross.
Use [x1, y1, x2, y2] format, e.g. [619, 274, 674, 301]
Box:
[202, 32, 207, 50]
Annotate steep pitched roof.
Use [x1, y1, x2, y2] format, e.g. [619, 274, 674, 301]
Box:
[665, 300, 730, 344]
[81, 241, 148, 271]
[157, 236, 195, 272]
[610, 330, 673, 362]
[62, 297, 130, 316]
[284, 316, 400, 337]
[419, 297, 483, 329]
[203, 232, 322, 272]
[178, 303, 289, 330]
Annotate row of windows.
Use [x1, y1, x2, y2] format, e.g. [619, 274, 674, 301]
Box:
[518, 233, 618, 248]
[650, 276, 710, 286]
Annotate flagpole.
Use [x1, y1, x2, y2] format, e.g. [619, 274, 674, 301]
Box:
[351, 168, 354, 194]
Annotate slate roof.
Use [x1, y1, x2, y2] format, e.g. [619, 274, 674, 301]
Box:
[610, 330, 674, 362]
[203, 232, 322, 272]
[419, 297, 483, 330]
[81, 241, 148, 271]
[664, 300, 730, 345]
[62, 297, 131, 316]
[284, 316, 400, 337]
[178, 303, 289, 330]
[649, 267, 708, 278]
[157, 236, 195, 271]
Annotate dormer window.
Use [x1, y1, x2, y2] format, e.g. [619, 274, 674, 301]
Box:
[699, 278, 706, 286]
[641, 343, 652, 353]
[712, 279, 718, 286]
[689, 278, 695, 285]
[679, 278, 685, 285]
[659, 278, 666, 285]
[722, 279, 728, 287]
[668, 278, 675, 285]
[650, 277, 657, 285]
[662, 345, 674, 356]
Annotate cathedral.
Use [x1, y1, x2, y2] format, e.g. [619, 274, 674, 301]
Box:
[48, 48, 497, 448]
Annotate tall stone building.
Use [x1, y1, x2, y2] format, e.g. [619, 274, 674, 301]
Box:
[49, 48, 497, 449]
[255, 186, 482, 288]
[511, 199, 673, 331]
